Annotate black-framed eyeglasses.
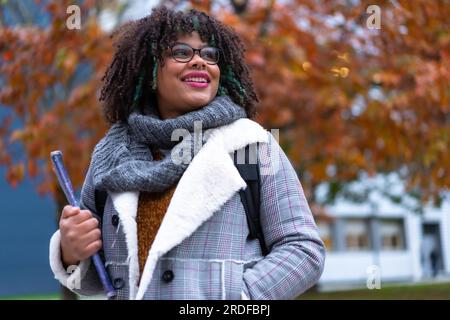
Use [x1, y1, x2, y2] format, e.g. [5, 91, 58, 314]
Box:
[169, 43, 220, 65]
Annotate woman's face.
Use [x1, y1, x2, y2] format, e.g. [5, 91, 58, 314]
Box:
[156, 32, 220, 119]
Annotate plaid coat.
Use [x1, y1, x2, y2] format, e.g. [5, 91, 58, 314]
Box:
[49, 118, 325, 300]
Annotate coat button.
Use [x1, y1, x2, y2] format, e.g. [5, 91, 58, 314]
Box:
[111, 214, 119, 227]
[162, 270, 174, 283]
[113, 278, 125, 289]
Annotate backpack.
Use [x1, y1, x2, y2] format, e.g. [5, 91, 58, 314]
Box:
[94, 143, 269, 256]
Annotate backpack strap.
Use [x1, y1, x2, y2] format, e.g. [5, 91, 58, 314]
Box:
[234, 143, 269, 256]
[93, 189, 107, 262]
[94, 188, 107, 219]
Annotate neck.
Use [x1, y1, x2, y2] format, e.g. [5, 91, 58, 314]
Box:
[158, 108, 183, 120]
[156, 98, 184, 120]
[156, 101, 204, 120]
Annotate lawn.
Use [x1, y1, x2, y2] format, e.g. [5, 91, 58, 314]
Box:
[299, 282, 450, 300]
[2, 283, 450, 300]
[1, 294, 60, 300]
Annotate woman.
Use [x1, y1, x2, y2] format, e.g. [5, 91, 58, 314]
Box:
[49, 5, 325, 300]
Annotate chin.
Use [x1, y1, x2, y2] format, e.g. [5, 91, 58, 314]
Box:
[186, 95, 214, 108]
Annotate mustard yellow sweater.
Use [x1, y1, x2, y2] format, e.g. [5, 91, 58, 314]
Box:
[136, 147, 177, 274]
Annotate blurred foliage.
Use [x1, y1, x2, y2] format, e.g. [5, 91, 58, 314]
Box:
[0, 0, 449, 212]
[190, 0, 450, 210]
[0, 0, 112, 196]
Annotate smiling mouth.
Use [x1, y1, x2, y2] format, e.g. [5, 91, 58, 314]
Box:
[182, 80, 209, 88]
[181, 77, 210, 83]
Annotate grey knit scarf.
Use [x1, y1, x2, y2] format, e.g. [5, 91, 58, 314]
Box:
[91, 96, 247, 192]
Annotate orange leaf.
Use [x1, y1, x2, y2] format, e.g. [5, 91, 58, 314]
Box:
[6, 163, 25, 188]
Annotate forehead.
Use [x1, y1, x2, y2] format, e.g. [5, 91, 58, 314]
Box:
[175, 32, 208, 47]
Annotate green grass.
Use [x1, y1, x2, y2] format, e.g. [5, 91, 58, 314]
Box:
[299, 282, 450, 300]
[3, 282, 450, 300]
[0, 293, 60, 300]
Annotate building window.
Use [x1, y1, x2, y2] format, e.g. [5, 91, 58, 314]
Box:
[345, 219, 371, 251]
[380, 219, 405, 250]
[317, 220, 334, 251]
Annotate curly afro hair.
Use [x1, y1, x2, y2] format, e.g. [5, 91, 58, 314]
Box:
[99, 5, 259, 124]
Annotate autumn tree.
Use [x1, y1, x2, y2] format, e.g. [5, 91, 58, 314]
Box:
[0, 0, 130, 299]
[185, 0, 450, 212]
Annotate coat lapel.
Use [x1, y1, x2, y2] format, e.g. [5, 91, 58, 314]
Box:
[111, 118, 269, 300]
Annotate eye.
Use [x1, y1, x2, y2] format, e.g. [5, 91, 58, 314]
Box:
[171, 45, 192, 59]
[201, 47, 219, 62]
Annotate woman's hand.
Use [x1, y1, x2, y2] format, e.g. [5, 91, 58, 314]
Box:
[59, 205, 102, 268]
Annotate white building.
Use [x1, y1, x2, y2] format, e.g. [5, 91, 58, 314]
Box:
[315, 176, 450, 290]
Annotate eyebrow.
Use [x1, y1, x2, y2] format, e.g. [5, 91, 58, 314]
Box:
[173, 42, 211, 48]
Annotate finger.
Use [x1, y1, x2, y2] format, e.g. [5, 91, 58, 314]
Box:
[83, 240, 103, 258]
[79, 228, 102, 245]
[61, 205, 80, 219]
[69, 209, 93, 225]
[76, 218, 100, 236]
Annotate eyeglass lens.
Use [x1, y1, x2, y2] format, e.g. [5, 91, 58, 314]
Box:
[171, 44, 219, 64]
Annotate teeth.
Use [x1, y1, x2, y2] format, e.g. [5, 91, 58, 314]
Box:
[183, 77, 208, 83]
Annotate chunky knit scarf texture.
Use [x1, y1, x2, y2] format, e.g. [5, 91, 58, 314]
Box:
[91, 96, 247, 192]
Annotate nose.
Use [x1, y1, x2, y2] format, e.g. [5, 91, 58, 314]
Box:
[188, 51, 206, 69]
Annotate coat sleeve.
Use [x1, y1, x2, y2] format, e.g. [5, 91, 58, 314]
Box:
[48, 163, 105, 297]
[241, 132, 326, 300]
